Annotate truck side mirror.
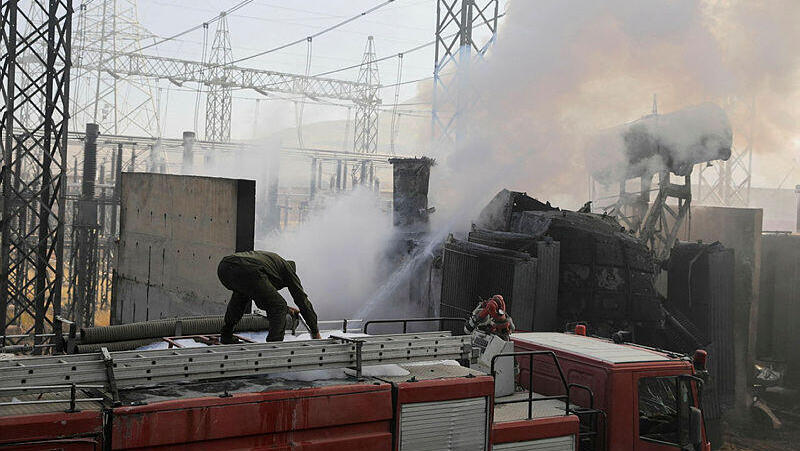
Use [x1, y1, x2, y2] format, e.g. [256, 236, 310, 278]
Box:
[689, 406, 703, 448]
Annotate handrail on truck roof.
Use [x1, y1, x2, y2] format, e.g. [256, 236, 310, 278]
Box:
[491, 351, 571, 420]
[491, 351, 607, 451]
[363, 317, 465, 334]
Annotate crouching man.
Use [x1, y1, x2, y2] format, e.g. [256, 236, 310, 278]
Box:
[218, 250, 320, 343]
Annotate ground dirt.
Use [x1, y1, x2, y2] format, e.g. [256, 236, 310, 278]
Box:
[720, 405, 800, 450]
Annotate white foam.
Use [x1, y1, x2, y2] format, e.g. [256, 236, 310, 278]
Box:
[136, 341, 169, 351]
[173, 338, 207, 348]
[403, 360, 462, 367]
[268, 369, 348, 381]
[344, 364, 410, 377]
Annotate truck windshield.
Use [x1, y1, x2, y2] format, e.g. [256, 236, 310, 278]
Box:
[638, 376, 694, 447]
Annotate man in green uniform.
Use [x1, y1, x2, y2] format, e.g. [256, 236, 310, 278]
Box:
[218, 251, 321, 343]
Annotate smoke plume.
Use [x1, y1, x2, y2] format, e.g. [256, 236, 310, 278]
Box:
[222, 0, 800, 321]
[423, 0, 800, 221]
[257, 187, 394, 320]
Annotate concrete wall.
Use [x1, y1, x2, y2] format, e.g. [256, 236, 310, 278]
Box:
[675, 205, 762, 408]
[111, 173, 255, 324]
[746, 187, 796, 233]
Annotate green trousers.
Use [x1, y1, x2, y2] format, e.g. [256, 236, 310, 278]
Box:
[218, 258, 287, 342]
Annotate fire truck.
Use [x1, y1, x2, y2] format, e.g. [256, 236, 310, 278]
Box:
[0, 322, 709, 450]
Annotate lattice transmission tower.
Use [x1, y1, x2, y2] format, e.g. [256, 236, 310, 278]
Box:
[432, 0, 499, 146]
[1, 0, 73, 349]
[354, 36, 380, 154]
[696, 97, 754, 207]
[71, 0, 159, 136]
[205, 12, 232, 142]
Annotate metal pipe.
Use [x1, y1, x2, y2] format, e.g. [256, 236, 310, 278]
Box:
[98, 161, 106, 234]
[182, 131, 195, 174]
[79, 314, 272, 345]
[111, 143, 122, 236]
[317, 159, 323, 192]
[795, 184, 800, 233]
[336, 159, 342, 191]
[309, 157, 317, 199]
[0, 384, 104, 391]
[362, 317, 464, 334]
[0, 397, 105, 407]
[360, 160, 367, 185]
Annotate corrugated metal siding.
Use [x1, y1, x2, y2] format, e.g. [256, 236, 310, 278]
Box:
[509, 259, 538, 331]
[441, 238, 560, 332]
[533, 241, 560, 330]
[706, 249, 735, 416]
[667, 242, 736, 419]
[440, 242, 480, 334]
[758, 234, 800, 386]
[399, 397, 488, 451]
[493, 435, 575, 451]
[478, 254, 537, 331]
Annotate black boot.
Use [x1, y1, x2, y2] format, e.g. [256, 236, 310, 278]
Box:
[220, 325, 240, 344]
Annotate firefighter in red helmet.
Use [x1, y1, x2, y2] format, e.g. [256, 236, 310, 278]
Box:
[464, 294, 515, 340]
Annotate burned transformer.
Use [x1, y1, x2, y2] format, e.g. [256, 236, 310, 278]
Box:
[440, 189, 663, 339]
[439, 189, 735, 425]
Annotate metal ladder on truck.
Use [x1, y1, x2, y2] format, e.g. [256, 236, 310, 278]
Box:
[570, 392, 607, 451]
[0, 331, 473, 409]
[490, 351, 607, 451]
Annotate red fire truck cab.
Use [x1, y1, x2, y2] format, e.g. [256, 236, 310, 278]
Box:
[509, 331, 711, 451]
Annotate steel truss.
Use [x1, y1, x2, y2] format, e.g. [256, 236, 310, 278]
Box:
[205, 12, 232, 142]
[354, 36, 380, 154]
[696, 98, 754, 207]
[70, 0, 378, 144]
[71, 0, 159, 136]
[432, 0, 499, 145]
[76, 48, 374, 103]
[597, 170, 691, 262]
[1, 0, 73, 350]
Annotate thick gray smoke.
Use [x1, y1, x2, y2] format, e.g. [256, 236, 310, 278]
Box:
[423, 0, 800, 223]
[257, 188, 394, 320]
[208, 0, 800, 322]
[348, 0, 800, 319]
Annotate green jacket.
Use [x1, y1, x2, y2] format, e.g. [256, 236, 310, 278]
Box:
[227, 251, 319, 334]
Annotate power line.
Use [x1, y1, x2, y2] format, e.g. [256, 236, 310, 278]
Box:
[131, 0, 253, 54]
[224, 0, 397, 68]
[169, 0, 399, 82]
[131, 2, 504, 108]
[311, 39, 433, 78]
[199, 6, 502, 100]
[310, 10, 506, 79]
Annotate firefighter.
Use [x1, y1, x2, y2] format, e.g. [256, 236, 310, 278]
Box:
[218, 250, 321, 343]
[464, 294, 515, 340]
